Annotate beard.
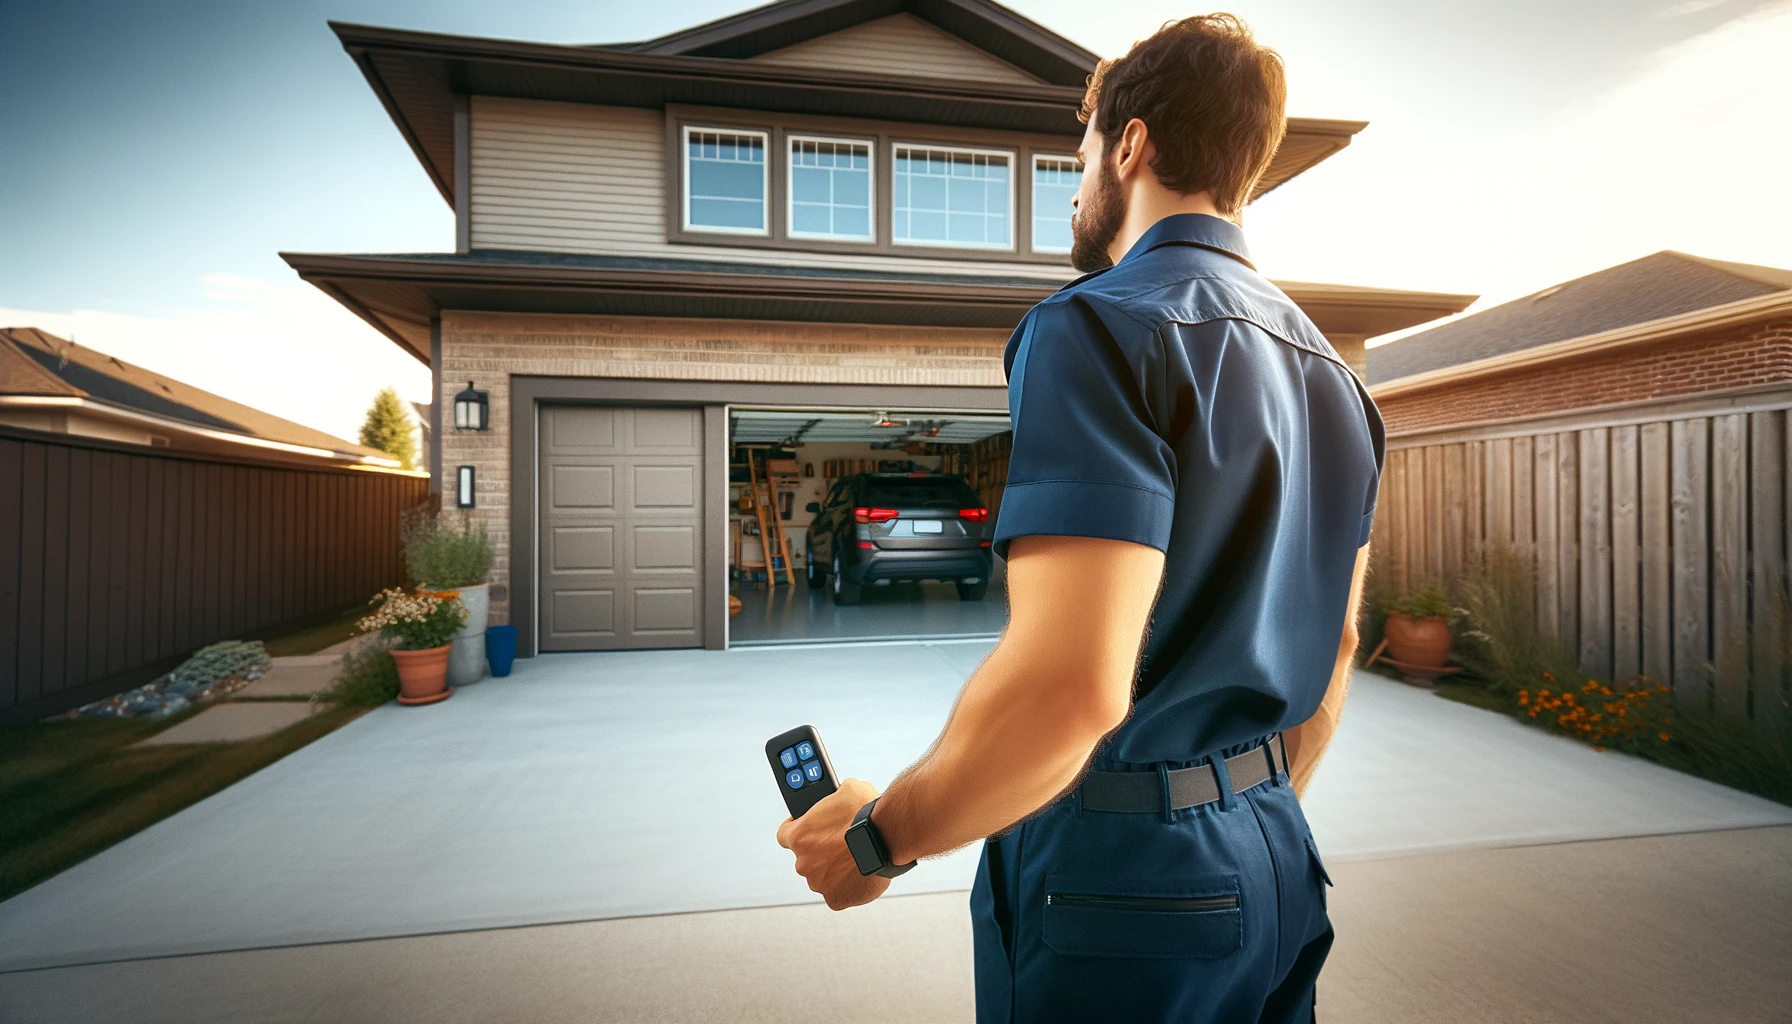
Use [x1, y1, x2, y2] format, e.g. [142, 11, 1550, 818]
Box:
[1070, 157, 1126, 273]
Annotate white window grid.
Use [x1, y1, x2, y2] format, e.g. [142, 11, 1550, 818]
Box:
[681, 125, 770, 236]
[786, 134, 876, 243]
[1031, 154, 1082, 254]
[891, 143, 1016, 251]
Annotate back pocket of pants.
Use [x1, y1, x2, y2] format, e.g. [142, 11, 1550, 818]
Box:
[1042, 873, 1242, 960]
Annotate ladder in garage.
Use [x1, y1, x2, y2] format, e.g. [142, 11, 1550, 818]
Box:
[747, 450, 796, 588]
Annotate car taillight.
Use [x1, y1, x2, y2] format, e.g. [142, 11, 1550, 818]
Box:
[854, 507, 899, 524]
[959, 508, 989, 522]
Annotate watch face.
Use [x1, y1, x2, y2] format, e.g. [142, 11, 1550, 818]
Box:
[844, 823, 883, 875]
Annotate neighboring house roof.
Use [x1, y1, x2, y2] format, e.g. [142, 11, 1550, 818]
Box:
[329, 1, 1365, 211]
[281, 249, 1477, 363]
[0, 327, 403, 467]
[1367, 251, 1792, 385]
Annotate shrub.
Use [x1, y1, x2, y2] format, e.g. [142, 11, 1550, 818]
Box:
[169, 640, 271, 690]
[358, 588, 466, 650]
[1453, 547, 1579, 694]
[402, 509, 493, 589]
[325, 638, 400, 707]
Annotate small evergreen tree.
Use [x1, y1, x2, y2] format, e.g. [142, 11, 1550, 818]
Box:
[359, 387, 416, 469]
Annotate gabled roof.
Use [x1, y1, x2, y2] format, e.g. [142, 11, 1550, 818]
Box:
[0, 327, 396, 463]
[1366, 251, 1792, 385]
[614, 0, 1099, 87]
[331, 8, 1365, 210]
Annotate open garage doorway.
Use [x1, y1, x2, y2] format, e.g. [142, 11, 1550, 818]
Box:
[727, 407, 1012, 646]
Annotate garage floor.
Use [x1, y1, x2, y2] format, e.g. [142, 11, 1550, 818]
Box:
[727, 579, 1009, 645]
[3, 648, 1788, 978]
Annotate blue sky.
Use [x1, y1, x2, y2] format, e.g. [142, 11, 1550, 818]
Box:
[4, 0, 1789, 440]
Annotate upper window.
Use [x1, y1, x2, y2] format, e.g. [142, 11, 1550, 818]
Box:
[788, 136, 874, 242]
[683, 127, 768, 235]
[892, 145, 1013, 250]
[1031, 155, 1082, 254]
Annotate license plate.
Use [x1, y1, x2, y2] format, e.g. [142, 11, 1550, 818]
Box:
[912, 520, 943, 534]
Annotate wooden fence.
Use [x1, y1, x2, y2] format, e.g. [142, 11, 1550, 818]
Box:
[0, 426, 431, 723]
[1371, 388, 1792, 732]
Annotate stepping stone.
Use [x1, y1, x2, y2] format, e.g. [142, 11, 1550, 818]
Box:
[235, 657, 339, 699]
[135, 702, 320, 746]
[314, 634, 380, 658]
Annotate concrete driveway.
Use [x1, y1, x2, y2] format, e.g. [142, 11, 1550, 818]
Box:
[2, 643, 1789, 1019]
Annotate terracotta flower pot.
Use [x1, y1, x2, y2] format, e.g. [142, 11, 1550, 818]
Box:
[1384, 612, 1452, 670]
[391, 643, 454, 706]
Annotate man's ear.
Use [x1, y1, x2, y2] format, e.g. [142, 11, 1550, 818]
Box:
[1115, 117, 1151, 182]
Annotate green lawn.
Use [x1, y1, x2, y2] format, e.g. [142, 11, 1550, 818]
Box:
[0, 613, 378, 903]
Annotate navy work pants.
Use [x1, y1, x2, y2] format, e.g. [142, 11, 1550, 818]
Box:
[969, 750, 1334, 1023]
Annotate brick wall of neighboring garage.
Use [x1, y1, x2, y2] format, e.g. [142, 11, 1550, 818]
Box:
[1374, 318, 1792, 436]
[437, 310, 1011, 624]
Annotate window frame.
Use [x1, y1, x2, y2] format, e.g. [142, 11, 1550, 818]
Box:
[680, 124, 772, 237]
[785, 133, 878, 244]
[664, 105, 1072, 265]
[1029, 152, 1083, 255]
[889, 142, 1018, 253]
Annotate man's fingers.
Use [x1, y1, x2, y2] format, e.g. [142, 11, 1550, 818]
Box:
[775, 816, 795, 849]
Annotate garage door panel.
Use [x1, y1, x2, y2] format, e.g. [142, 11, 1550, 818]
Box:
[549, 407, 616, 451]
[550, 465, 615, 510]
[551, 589, 617, 638]
[633, 525, 696, 570]
[540, 406, 704, 652]
[632, 464, 698, 510]
[633, 588, 698, 634]
[551, 526, 614, 573]
[634, 408, 699, 447]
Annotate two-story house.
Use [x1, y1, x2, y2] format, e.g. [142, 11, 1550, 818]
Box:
[284, 0, 1475, 657]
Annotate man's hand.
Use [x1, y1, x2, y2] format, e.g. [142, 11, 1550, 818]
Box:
[775, 778, 892, 911]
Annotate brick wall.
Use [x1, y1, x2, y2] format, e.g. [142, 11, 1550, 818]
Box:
[438, 310, 1011, 624]
[1375, 318, 1792, 436]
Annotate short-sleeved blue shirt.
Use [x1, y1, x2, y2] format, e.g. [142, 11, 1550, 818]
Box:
[992, 213, 1385, 767]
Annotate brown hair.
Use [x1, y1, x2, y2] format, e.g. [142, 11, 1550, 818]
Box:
[1079, 14, 1287, 216]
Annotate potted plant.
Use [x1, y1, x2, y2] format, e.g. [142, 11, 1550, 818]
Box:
[403, 510, 495, 687]
[358, 588, 467, 705]
[1379, 584, 1456, 683]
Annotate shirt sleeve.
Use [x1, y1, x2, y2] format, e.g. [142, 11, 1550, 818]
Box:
[1356, 384, 1387, 548]
[991, 298, 1177, 561]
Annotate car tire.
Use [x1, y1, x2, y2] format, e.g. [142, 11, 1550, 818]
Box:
[956, 579, 989, 601]
[832, 554, 861, 606]
[806, 554, 827, 588]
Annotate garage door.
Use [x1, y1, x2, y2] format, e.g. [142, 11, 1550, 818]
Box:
[538, 406, 704, 651]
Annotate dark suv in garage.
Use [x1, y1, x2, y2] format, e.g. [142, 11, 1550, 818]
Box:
[805, 473, 993, 605]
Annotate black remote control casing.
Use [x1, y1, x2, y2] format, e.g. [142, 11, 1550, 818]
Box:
[766, 725, 840, 817]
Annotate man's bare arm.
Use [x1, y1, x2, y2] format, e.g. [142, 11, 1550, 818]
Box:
[1282, 542, 1371, 796]
[871, 535, 1165, 865]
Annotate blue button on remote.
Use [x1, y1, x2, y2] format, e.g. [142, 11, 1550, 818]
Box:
[786, 768, 805, 789]
[803, 760, 824, 782]
[779, 747, 798, 769]
[795, 741, 815, 760]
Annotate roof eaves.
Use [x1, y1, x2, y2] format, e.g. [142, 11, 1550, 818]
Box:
[1370, 288, 1792, 400]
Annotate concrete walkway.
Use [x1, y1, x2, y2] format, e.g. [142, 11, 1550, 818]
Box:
[3, 826, 1787, 1023]
[1, 647, 1788, 976]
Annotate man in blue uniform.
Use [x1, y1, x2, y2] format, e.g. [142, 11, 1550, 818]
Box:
[777, 14, 1381, 1022]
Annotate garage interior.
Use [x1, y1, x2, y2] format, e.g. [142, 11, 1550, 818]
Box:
[727, 408, 1012, 646]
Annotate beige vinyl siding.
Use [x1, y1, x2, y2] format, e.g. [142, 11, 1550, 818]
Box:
[468, 97, 1073, 282]
[750, 14, 1044, 85]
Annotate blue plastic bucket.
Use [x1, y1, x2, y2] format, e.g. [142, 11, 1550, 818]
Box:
[485, 624, 518, 677]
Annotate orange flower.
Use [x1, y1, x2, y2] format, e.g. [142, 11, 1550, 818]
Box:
[1658, 732, 1672, 742]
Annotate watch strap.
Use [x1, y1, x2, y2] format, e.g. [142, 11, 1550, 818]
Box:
[850, 798, 915, 878]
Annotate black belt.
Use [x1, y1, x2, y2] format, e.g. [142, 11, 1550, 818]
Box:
[1079, 734, 1289, 813]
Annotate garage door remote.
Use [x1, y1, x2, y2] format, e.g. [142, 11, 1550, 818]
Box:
[766, 725, 840, 817]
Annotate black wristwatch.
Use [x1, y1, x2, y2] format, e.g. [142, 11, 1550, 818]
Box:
[844, 798, 915, 878]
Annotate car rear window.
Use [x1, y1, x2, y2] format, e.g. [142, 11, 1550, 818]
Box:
[862, 477, 979, 508]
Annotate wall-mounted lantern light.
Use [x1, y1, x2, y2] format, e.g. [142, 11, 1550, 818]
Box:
[456, 465, 476, 508]
[453, 381, 489, 431]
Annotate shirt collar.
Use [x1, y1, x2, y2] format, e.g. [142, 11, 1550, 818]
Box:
[1117, 213, 1255, 270]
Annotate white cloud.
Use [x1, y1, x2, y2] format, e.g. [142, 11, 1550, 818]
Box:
[0, 274, 431, 444]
